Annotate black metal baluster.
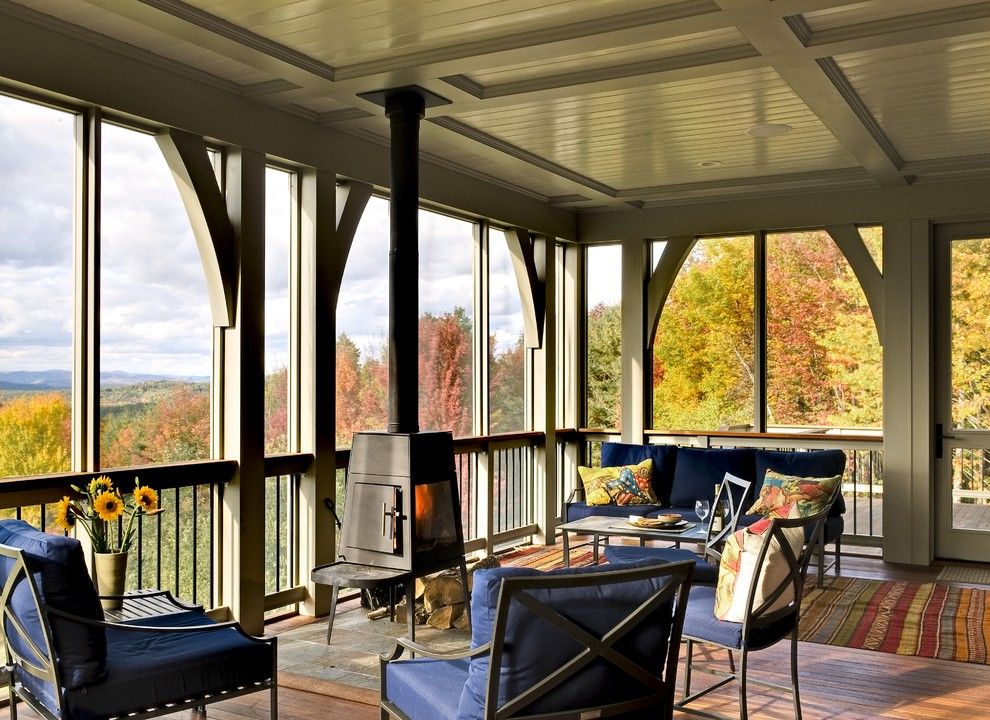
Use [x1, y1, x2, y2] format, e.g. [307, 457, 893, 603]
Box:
[173, 487, 180, 597]
[137, 513, 143, 587]
[275, 475, 282, 592]
[192, 484, 198, 605]
[156, 500, 163, 591]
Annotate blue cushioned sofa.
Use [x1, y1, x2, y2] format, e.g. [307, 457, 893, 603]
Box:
[566, 442, 847, 578]
[0, 520, 277, 720]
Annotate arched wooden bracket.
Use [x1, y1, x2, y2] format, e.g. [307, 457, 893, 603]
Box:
[156, 128, 236, 327]
[507, 227, 547, 349]
[329, 181, 373, 300]
[646, 237, 696, 345]
[825, 224, 884, 343]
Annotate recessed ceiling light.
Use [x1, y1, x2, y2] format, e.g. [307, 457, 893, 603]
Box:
[698, 160, 723, 168]
[748, 123, 793, 138]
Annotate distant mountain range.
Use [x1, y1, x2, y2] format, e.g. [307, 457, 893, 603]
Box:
[0, 369, 209, 391]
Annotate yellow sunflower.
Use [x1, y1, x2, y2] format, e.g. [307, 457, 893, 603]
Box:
[53, 496, 75, 532]
[88, 475, 113, 496]
[93, 491, 124, 522]
[133, 485, 159, 512]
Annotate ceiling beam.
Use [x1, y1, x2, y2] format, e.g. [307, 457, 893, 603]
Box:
[717, 0, 909, 187]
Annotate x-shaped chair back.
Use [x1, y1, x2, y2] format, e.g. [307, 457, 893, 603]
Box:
[703, 474, 753, 566]
[738, 495, 836, 642]
[0, 545, 65, 719]
[483, 560, 693, 720]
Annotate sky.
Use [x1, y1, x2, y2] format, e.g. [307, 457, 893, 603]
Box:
[0, 93, 525, 380]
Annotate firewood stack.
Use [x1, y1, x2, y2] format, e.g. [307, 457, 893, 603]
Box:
[370, 555, 500, 631]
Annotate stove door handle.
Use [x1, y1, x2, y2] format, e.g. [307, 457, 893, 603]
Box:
[382, 502, 391, 539]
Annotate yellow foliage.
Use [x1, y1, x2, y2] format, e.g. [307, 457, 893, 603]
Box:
[0, 392, 70, 478]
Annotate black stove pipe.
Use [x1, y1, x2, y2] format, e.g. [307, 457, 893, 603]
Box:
[384, 89, 426, 434]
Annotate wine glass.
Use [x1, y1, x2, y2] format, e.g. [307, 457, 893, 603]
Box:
[695, 500, 711, 525]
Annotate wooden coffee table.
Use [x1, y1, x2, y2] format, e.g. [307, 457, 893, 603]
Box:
[558, 515, 708, 567]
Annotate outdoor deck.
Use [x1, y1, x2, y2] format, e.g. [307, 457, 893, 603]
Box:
[842, 497, 990, 539]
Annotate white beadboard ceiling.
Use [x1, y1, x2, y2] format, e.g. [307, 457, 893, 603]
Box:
[4, 0, 990, 209]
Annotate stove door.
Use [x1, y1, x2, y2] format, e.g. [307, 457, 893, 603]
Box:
[345, 481, 403, 555]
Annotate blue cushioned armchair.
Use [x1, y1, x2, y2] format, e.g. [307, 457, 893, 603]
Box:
[380, 559, 694, 720]
[0, 520, 277, 720]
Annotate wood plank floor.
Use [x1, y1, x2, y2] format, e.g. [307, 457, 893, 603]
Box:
[12, 554, 986, 720]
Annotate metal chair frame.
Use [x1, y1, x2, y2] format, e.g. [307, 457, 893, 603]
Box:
[380, 560, 695, 720]
[675, 486, 839, 720]
[0, 544, 277, 720]
[700, 475, 753, 565]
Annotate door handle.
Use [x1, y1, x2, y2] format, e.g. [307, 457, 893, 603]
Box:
[936, 423, 957, 459]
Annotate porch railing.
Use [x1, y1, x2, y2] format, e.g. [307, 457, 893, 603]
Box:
[0, 460, 236, 609]
[0, 426, 885, 622]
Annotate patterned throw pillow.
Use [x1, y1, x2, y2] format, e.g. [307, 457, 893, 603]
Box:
[747, 469, 841, 518]
[714, 505, 804, 622]
[578, 459, 658, 506]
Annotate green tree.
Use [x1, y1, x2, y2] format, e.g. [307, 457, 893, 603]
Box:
[587, 302, 621, 429]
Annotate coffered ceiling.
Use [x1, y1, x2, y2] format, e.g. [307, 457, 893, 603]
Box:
[4, 0, 990, 210]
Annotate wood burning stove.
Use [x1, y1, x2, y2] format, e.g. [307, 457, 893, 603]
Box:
[311, 431, 469, 642]
[312, 87, 468, 643]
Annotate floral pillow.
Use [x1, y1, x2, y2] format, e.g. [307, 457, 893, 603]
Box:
[578, 459, 658, 506]
[714, 504, 804, 622]
[747, 470, 841, 518]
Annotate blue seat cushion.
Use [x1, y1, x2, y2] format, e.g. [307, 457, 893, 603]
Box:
[0, 520, 106, 689]
[20, 610, 274, 720]
[604, 545, 719, 584]
[384, 658, 468, 720]
[670, 448, 755, 508]
[682, 585, 794, 651]
[459, 561, 675, 720]
[601, 442, 678, 505]
[565, 501, 660, 522]
[753, 449, 847, 515]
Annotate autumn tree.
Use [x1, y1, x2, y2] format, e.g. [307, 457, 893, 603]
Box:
[335, 335, 363, 444]
[264, 367, 288, 454]
[419, 307, 472, 436]
[490, 333, 525, 433]
[101, 384, 210, 466]
[0, 392, 71, 478]
[652, 237, 755, 430]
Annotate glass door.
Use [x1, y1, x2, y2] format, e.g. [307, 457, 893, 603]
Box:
[934, 223, 990, 561]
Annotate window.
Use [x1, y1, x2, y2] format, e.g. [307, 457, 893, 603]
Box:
[653, 236, 754, 431]
[264, 166, 292, 454]
[488, 228, 526, 434]
[99, 123, 212, 467]
[335, 195, 390, 447]
[586, 244, 622, 429]
[419, 208, 475, 437]
[766, 230, 882, 429]
[0, 95, 74, 480]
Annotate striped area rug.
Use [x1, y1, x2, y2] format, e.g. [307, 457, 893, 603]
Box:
[800, 576, 990, 664]
[498, 544, 601, 571]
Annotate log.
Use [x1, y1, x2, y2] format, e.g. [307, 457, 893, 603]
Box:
[453, 610, 471, 632]
[423, 576, 466, 612]
[427, 602, 464, 630]
[393, 600, 427, 625]
[366, 606, 390, 621]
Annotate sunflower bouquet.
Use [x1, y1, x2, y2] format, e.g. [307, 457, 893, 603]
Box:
[54, 476, 163, 554]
